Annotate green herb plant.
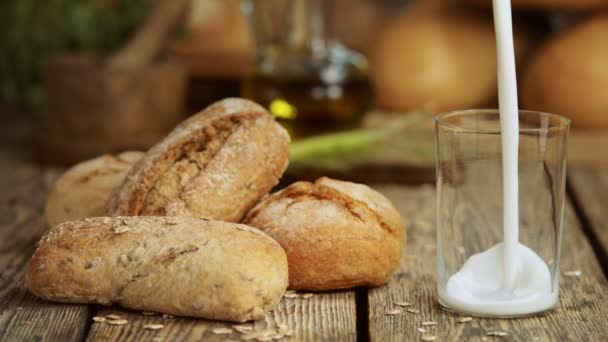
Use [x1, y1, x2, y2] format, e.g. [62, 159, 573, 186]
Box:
[289, 112, 436, 172]
[0, 0, 150, 111]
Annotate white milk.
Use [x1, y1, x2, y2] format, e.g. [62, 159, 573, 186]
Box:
[439, 0, 555, 316]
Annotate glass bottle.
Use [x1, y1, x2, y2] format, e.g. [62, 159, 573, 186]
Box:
[241, 0, 372, 139]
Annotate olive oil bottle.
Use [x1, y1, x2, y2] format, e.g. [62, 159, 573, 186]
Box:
[241, 0, 372, 139]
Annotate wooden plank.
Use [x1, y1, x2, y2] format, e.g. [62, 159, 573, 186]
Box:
[568, 165, 608, 270]
[0, 151, 91, 341]
[368, 183, 608, 341]
[86, 291, 356, 341]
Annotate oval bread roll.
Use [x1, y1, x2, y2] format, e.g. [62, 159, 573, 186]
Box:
[522, 14, 608, 129]
[244, 177, 406, 291]
[370, 5, 532, 112]
[26, 216, 288, 322]
[45, 151, 143, 227]
[107, 98, 290, 222]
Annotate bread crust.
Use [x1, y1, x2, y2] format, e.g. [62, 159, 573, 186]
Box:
[244, 177, 406, 291]
[45, 151, 143, 227]
[107, 98, 290, 222]
[26, 216, 288, 322]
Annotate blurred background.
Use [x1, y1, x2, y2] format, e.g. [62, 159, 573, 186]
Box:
[2, 0, 608, 183]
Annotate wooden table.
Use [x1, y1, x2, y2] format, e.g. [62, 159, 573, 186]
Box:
[1, 145, 608, 341]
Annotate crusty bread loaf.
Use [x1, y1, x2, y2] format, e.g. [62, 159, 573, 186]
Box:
[244, 177, 406, 291]
[45, 151, 143, 227]
[107, 98, 290, 222]
[26, 216, 288, 322]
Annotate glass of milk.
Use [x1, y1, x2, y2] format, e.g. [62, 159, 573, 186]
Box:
[435, 109, 570, 317]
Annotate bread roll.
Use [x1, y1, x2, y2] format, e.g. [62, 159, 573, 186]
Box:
[244, 177, 406, 291]
[26, 216, 288, 322]
[370, 5, 532, 112]
[522, 14, 608, 129]
[45, 151, 143, 227]
[107, 98, 290, 222]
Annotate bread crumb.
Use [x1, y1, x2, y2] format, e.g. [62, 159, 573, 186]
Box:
[144, 324, 164, 330]
[395, 301, 411, 307]
[233, 325, 254, 333]
[211, 327, 232, 334]
[107, 319, 128, 325]
[385, 308, 401, 315]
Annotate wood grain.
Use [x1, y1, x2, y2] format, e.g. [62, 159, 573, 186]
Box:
[86, 291, 356, 341]
[568, 165, 608, 271]
[368, 183, 608, 341]
[0, 151, 91, 341]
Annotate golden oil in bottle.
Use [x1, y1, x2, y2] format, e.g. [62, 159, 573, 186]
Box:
[241, 66, 372, 139]
[241, 0, 372, 139]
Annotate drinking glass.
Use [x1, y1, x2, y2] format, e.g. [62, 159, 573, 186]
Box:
[435, 109, 570, 317]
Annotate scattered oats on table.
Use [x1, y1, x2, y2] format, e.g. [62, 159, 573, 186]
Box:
[385, 308, 402, 315]
[211, 327, 233, 334]
[487, 331, 508, 337]
[417, 327, 427, 333]
[233, 325, 254, 333]
[407, 308, 420, 314]
[564, 270, 582, 277]
[92, 316, 106, 323]
[395, 301, 412, 307]
[457, 316, 472, 323]
[105, 314, 122, 320]
[301, 293, 314, 299]
[422, 321, 437, 326]
[284, 293, 299, 299]
[107, 319, 128, 325]
[144, 324, 164, 331]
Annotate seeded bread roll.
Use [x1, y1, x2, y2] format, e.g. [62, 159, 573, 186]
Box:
[26, 216, 288, 322]
[107, 98, 290, 222]
[244, 177, 406, 291]
[45, 151, 143, 227]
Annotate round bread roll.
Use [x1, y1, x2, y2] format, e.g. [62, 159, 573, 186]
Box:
[27, 216, 288, 322]
[107, 98, 290, 222]
[370, 5, 532, 112]
[45, 151, 143, 227]
[244, 177, 406, 291]
[522, 15, 608, 129]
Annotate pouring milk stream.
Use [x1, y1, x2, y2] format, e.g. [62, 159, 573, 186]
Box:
[438, 0, 556, 315]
